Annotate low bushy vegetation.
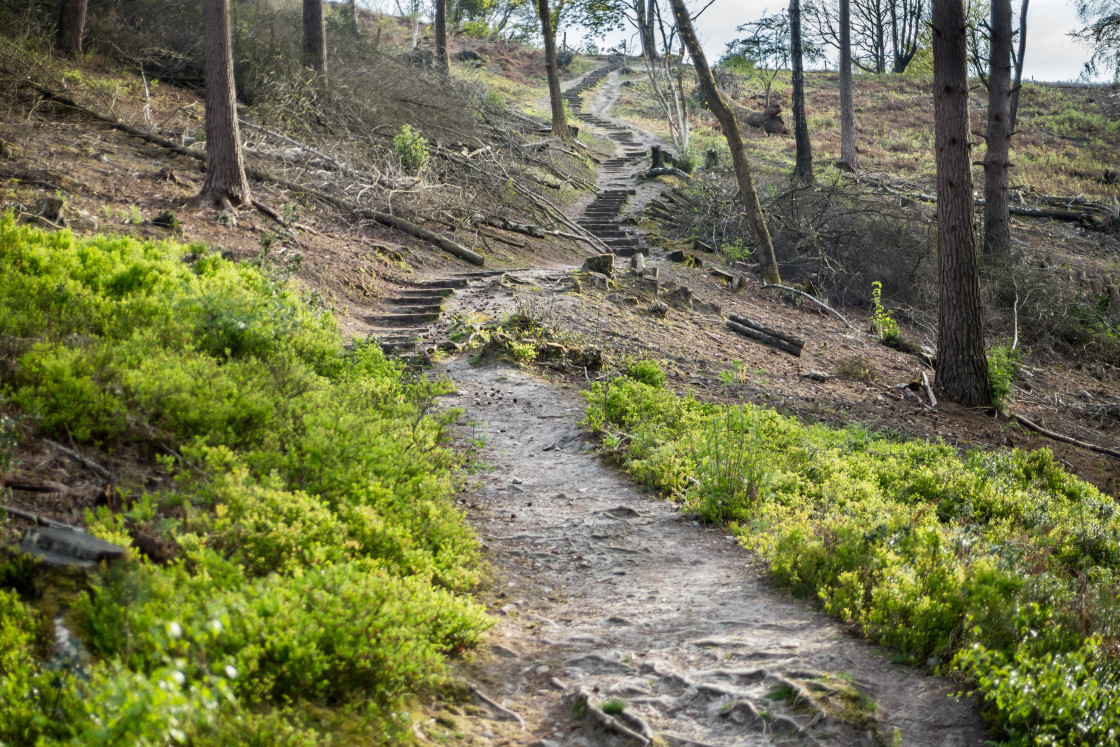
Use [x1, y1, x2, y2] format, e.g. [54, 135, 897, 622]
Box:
[0, 214, 488, 743]
[584, 361, 1120, 744]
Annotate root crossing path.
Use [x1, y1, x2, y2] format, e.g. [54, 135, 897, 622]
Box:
[435, 68, 986, 746]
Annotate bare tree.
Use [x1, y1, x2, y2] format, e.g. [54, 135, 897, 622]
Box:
[839, 0, 858, 169]
[537, 0, 570, 139]
[790, 0, 813, 183]
[932, 0, 991, 406]
[983, 0, 1012, 255]
[807, 0, 926, 73]
[669, 0, 782, 285]
[303, 0, 328, 72]
[201, 0, 252, 209]
[436, 0, 451, 73]
[56, 0, 88, 56]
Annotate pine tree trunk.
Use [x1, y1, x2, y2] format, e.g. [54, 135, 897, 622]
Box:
[537, 0, 570, 140]
[839, 0, 858, 169]
[789, 0, 813, 184]
[56, 0, 87, 56]
[669, 0, 781, 285]
[201, 0, 251, 208]
[349, 0, 359, 33]
[932, 0, 991, 407]
[435, 0, 450, 73]
[983, 0, 1012, 256]
[303, 0, 327, 72]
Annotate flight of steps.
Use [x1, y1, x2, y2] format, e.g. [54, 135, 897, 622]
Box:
[364, 271, 507, 363]
[564, 65, 653, 262]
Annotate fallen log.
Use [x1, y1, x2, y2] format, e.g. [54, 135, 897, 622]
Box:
[727, 313, 805, 349]
[726, 320, 803, 356]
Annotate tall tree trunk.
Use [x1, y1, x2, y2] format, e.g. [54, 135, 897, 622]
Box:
[303, 0, 327, 72]
[435, 0, 450, 73]
[1009, 0, 1029, 131]
[983, 0, 1012, 256]
[839, 0, 858, 169]
[201, 0, 251, 208]
[790, 0, 813, 184]
[536, 0, 570, 140]
[638, 0, 658, 60]
[349, 0, 359, 32]
[669, 0, 781, 285]
[932, 0, 991, 407]
[56, 0, 87, 56]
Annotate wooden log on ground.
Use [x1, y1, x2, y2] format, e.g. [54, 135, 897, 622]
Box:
[726, 320, 802, 356]
[727, 313, 805, 349]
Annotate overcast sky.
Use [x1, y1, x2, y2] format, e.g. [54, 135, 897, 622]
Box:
[590, 0, 1095, 82]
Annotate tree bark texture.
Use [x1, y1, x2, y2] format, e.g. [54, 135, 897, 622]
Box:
[839, 0, 858, 169]
[638, 0, 658, 60]
[202, 0, 252, 207]
[669, 0, 781, 285]
[57, 0, 87, 56]
[983, 0, 1012, 256]
[932, 0, 991, 407]
[536, 0, 571, 140]
[435, 0, 451, 73]
[303, 0, 328, 72]
[349, 0, 359, 32]
[790, 0, 813, 183]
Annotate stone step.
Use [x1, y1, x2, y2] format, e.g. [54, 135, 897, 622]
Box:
[600, 237, 640, 247]
[409, 278, 468, 289]
[383, 294, 446, 306]
[365, 312, 441, 326]
[383, 304, 443, 314]
[454, 269, 510, 278]
[611, 246, 649, 258]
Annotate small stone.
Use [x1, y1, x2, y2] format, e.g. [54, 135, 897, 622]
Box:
[804, 370, 829, 382]
[535, 665, 550, 675]
[630, 253, 646, 274]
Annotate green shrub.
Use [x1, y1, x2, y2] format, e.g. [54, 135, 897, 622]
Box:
[870, 280, 900, 345]
[393, 124, 430, 174]
[0, 214, 488, 742]
[626, 359, 665, 388]
[987, 341, 1022, 410]
[581, 373, 1120, 741]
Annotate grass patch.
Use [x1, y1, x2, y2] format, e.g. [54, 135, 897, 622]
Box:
[583, 361, 1120, 744]
[0, 215, 488, 743]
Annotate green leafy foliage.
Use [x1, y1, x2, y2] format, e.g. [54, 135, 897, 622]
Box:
[870, 281, 900, 346]
[0, 215, 488, 742]
[987, 342, 1023, 411]
[582, 363, 1120, 743]
[393, 123, 430, 174]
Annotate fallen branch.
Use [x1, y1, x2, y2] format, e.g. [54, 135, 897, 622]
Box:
[468, 684, 526, 729]
[921, 371, 938, 408]
[761, 283, 866, 336]
[644, 166, 688, 179]
[44, 439, 114, 481]
[1, 504, 81, 530]
[1010, 412, 1120, 460]
[726, 320, 802, 357]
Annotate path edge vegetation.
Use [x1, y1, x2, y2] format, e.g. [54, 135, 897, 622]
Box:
[0, 215, 490, 744]
[584, 360, 1120, 745]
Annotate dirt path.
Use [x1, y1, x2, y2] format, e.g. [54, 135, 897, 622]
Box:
[434, 69, 988, 746]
